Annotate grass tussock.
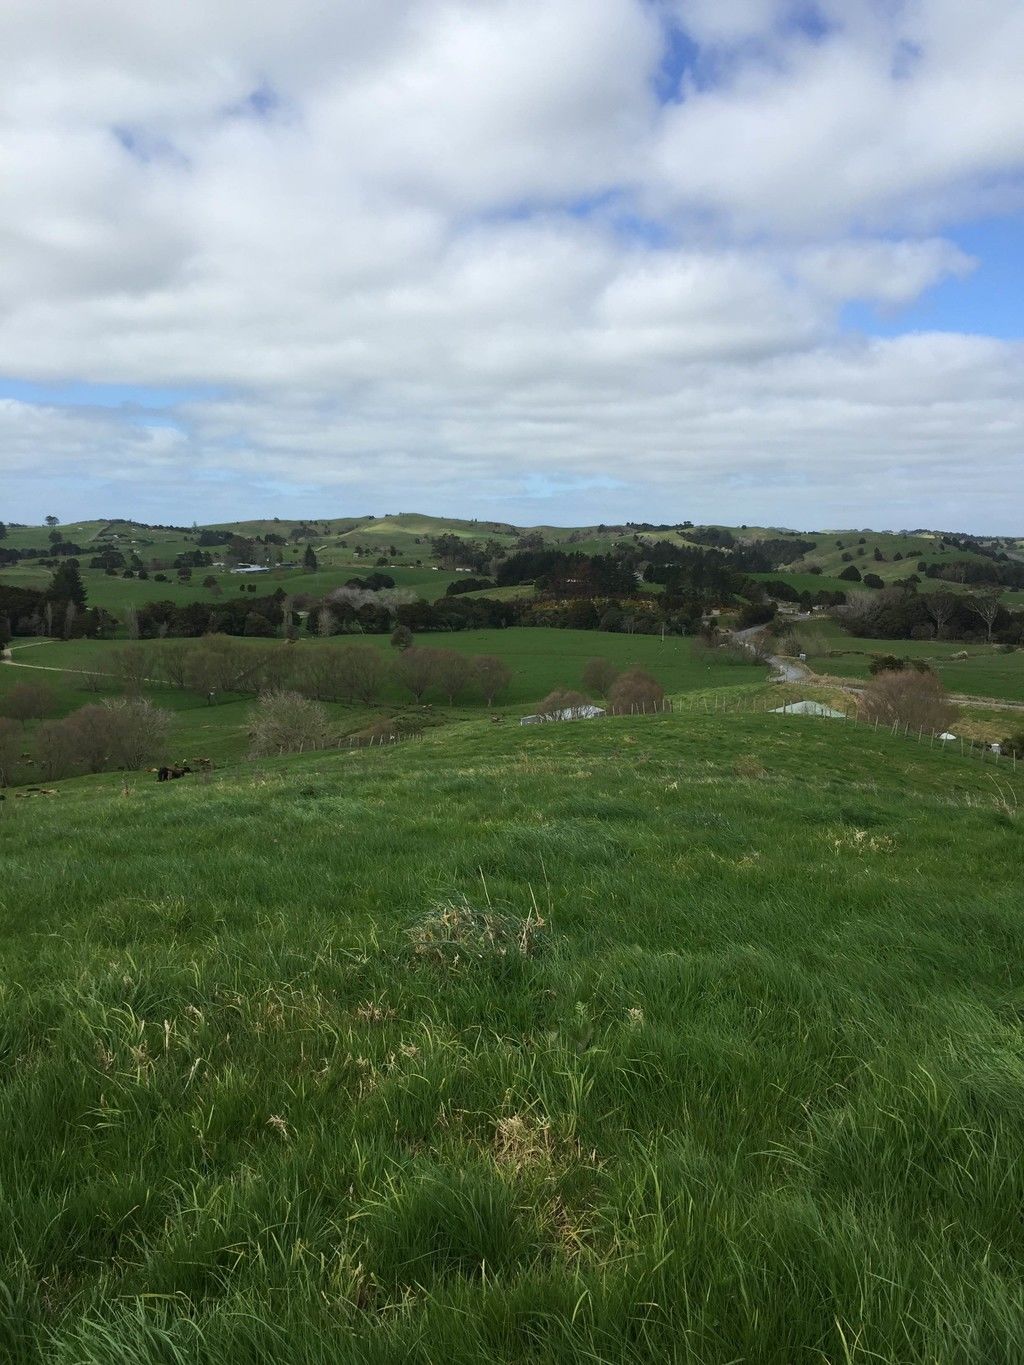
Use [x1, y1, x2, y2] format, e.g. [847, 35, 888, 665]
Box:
[407, 896, 547, 968]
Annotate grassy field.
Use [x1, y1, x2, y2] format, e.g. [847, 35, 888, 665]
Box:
[1, 711, 1023, 1362]
[0, 560, 467, 611]
[788, 624, 1024, 703]
[749, 570, 856, 596]
[3, 629, 765, 712]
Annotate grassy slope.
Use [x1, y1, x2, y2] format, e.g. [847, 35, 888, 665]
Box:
[2, 714, 1024, 1362]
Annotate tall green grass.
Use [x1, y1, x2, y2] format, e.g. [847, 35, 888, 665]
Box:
[1, 714, 1023, 1360]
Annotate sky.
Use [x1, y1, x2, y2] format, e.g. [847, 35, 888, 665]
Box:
[1, 0, 1022, 533]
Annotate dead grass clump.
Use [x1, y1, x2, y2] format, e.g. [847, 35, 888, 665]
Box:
[408, 898, 546, 968]
[732, 754, 768, 780]
[493, 1114, 556, 1171]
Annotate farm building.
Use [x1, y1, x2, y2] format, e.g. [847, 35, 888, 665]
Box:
[770, 700, 848, 719]
[520, 704, 605, 726]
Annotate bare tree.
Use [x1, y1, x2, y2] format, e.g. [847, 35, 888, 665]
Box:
[123, 604, 140, 640]
[249, 690, 332, 756]
[608, 668, 665, 714]
[1, 680, 58, 724]
[96, 698, 172, 769]
[473, 654, 512, 706]
[966, 591, 1002, 645]
[433, 649, 472, 705]
[858, 670, 958, 734]
[288, 643, 340, 700]
[921, 590, 957, 640]
[581, 657, 620, 696]
[152, 641, 191, 690]
[36, 719, 79, 781]
[111, 646, 150, 695]
[394, 646, 439, 702]
[347, 647, 388, 704]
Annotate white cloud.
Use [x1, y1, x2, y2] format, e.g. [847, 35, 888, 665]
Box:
[0, 0, 1022, 529]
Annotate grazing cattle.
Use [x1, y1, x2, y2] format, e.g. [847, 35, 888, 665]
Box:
[157, 763, 192, 782]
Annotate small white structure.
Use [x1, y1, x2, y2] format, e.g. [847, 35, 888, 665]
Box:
[230, 563, 269, 574]
[520, 704, 605, 726]
[770, 699, 847, 719]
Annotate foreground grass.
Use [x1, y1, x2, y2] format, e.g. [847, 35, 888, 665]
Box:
[1, 714, 1023, 1362]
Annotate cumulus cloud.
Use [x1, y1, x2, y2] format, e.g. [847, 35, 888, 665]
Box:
[0, 0, 1022, 529]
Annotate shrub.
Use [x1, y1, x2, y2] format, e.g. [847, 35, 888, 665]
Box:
[737, 602, 776, 629]
[249, 690, 332, 756]
[1000, 732, 1024, 759]
[533, 689, 593, 721]
[608, 668, 665, 714]
[858, 670, 958, 734]
[868, 654, 907, 675]
[34, 698, 171, 777]
[581, 657, 620, 696]
[390, 624, 413, 651]
[93, 698, 172, 770]
[1, 680, 58, 723]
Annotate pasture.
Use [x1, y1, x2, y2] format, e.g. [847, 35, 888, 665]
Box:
[0, 712, 1022, 1361]
[3, 629, 765, 712]
[791, 624, 1024, 703]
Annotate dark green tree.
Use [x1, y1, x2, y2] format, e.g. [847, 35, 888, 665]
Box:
[303, 544, 318, 572]
[49, 560, 87, 607]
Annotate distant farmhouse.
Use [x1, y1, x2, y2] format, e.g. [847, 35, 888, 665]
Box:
[230, 563, 270, 575]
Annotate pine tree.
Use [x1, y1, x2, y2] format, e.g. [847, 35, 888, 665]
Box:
[49, 560, 87, 607]
[303, 544, 318, 572]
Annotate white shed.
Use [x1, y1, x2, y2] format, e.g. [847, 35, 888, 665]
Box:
[770, 700, 848, 718]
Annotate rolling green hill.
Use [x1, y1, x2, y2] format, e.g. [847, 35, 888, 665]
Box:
[1, 710, 1023, 1362]
[5, 515, 1020, 623]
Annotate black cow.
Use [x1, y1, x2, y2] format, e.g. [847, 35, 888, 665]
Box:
[157, 764, 192, 782]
